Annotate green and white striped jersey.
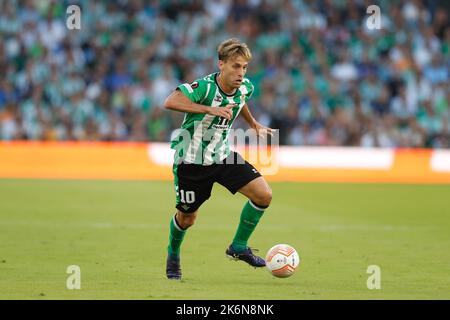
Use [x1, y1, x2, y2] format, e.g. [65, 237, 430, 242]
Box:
[171, 72, 254, 165]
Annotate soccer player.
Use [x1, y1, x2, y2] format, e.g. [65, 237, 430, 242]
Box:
[163, 38, 274, 280]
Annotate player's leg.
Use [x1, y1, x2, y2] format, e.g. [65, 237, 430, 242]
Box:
[167, 210, 197, 258]
[175, 210, 198, 228]
[216, 152, 270, 267]
[230, 176, 272, 252]
[237, 176, 272, 206]
[166, 209, 198, 280]
[166, 162, 213, 280]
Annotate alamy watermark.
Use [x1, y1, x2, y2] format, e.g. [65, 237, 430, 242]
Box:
[366, 265, 381, 290]
[366, 5, 381, 30]
[171, 124, 280, 175]
[66, 265, 81, 290]
[66, 5, 81, 30]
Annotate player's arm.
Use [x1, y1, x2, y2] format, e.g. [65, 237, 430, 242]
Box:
[241, 103, 275, 137]
[164, 89, 235, 120]
[240, 103, 258, 128]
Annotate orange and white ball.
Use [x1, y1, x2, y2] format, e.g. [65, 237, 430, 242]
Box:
[265, 244, 300, 278]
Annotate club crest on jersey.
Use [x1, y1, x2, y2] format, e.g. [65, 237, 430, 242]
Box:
[190, 81, 199, 89]
[214, 94, 222, 103]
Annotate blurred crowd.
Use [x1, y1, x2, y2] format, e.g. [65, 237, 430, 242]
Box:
[0, 0, 449, 147]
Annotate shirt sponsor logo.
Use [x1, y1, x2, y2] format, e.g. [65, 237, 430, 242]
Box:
[212, 124, 229, 130]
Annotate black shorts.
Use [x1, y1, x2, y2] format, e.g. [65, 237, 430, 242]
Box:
[172, 151, 262, 213]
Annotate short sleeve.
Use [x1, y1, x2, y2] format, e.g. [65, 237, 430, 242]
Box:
[241, 78, 254, 102]
[245, 81, 254, 101]
[177, 79, 208, 104]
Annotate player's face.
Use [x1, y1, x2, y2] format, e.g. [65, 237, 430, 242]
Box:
[219, 55, 249, 89]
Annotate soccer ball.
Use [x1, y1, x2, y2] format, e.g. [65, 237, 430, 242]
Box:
[265, 244, 300, 278]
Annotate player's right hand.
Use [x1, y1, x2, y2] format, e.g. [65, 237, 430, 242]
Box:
[207, 103, 237, 120]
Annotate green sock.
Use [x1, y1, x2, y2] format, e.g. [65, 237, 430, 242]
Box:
[231, 200, 265, 253]
[167, 215, 186, 257]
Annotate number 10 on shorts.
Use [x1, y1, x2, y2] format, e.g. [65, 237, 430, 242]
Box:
[179, 190, 195, 204]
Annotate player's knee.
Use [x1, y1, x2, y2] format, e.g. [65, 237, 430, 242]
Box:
[254, 188, 272, 208]
[263, 188, 273, 207]
[176, 211, 197, 229]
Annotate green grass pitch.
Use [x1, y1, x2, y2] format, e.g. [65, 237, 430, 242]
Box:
[0, 179, 449, 299]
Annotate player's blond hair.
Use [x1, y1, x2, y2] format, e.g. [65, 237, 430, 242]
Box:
[217, 38, 252, 62]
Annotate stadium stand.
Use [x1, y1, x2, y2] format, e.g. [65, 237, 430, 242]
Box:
[0, 0, 448, 147]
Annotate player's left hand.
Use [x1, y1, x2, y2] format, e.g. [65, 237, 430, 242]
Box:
[252, 122, 275, 138]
